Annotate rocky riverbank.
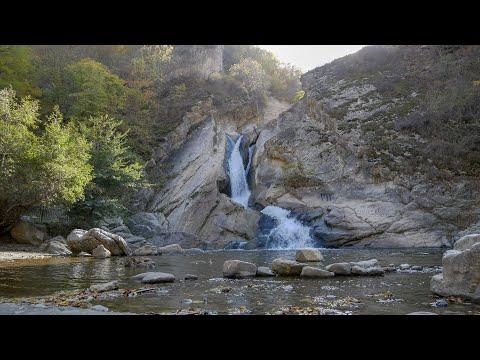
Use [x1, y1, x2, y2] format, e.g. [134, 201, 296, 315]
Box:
[1, 248, 478, 315]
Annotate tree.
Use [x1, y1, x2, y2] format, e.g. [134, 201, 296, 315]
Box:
[228, 58, 269, 100]
[0, 88, 92, 230]
[61, 58, 127, 119]
[0, 45, 41, 97]
[69, 114, 145, 226]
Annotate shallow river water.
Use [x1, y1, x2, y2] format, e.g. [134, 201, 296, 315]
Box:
[1, 249, 479, 315]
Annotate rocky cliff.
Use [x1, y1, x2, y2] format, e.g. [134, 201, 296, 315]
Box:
[252, 45, 480, 248]
[133, 45, 480, 249]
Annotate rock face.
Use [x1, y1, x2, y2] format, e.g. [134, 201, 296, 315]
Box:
[10, 220, 45, 245]
[271, 258, 307, 276]
[251, 45, 480, 248]
[454, 234, 480, 251]
[223, 260, 257, 279]
[295, 249, 324, 262]
[145, 115, 262, 249]
[431, 238, 480, 301]
[67, 228, 129, 256]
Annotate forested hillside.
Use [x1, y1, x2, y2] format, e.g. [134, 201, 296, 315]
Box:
[0, 45, 302, 232]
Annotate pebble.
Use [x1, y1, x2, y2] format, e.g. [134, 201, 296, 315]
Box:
[434, 299, 448, 308]
[184, 274, 198, 280]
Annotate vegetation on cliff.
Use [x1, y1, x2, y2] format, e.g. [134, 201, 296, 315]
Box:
[0, 45, 301, 231]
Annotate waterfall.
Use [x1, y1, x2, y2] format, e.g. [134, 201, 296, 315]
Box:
[260, 205, 315, 249]
[225, 134, 315, 249]
[228, 135, 251, 208]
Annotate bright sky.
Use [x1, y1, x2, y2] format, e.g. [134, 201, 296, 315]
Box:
[259, 45, 367, 73]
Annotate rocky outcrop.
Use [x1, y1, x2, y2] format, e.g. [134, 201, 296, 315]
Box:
[66, 228, 129, 256]
[40, 240, 72, 256]
[10, 220, 45, 245]
[251, 45, 480, 248]
[453, 234, 480, 251]
[145, 114, 262, 249]
[431, 236, 480, 302]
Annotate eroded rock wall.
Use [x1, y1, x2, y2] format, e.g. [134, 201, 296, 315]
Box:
[252, 45, 480, 248]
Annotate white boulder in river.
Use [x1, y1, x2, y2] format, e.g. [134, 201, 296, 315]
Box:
[67, 228, 130, 256]
[431, 234, 480, 302]
[295, 248, 324, 262]
[223, 260, 257, 279]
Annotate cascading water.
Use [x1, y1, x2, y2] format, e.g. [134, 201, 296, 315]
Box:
[227, 135, 251, 208]
[225, 134, 315, 249]
[260, 205, 315, 249]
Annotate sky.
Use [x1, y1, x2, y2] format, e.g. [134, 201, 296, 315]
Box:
[258, 45, 367, 73]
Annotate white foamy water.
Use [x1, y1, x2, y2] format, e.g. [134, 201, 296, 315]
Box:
[228, 135, 251, 208]
[261, 205, 314, 249]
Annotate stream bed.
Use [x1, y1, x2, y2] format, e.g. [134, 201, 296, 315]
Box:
[1, 248, 479, 315]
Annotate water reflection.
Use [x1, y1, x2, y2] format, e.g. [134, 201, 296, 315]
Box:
[0, 249, 479, 315]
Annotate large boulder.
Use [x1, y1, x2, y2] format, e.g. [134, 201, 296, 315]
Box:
[10, 220, 45, 245]
[295, 248, 324, 262]
[157, 243, 183, 254]
[66, 228, 129, 256]
[223, 260, 257, 279]
[454, 234, 480, 251]
[271, 258, 307, 276]
[132, 272, 175, 284]
[431, 239, 480, 301]
[40, 240, 72, 256]
[325, 259, 381, 276]
[325, 262, 352, 275]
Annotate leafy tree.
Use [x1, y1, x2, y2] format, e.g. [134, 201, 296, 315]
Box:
[69, 114, 145, 226]
[224, 45, 302, 101]
[0, 88, 92, 230]
[0, 45, 41, 97]
[60, 58, 127, 119]
[228, 58, 269, 100]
